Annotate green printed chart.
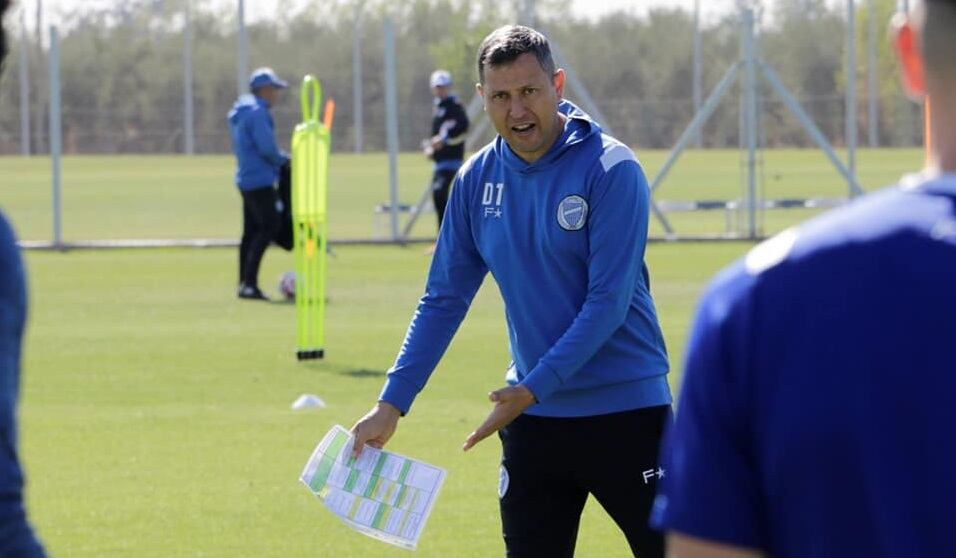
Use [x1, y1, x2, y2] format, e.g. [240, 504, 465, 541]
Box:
[300, 425, 446, 550]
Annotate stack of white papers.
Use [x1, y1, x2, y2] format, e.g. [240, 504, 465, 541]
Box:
[300, 425, 446, 550]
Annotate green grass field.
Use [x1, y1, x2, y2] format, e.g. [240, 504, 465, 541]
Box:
[1, 149, 921, 556]
[0, 148, 921, 242]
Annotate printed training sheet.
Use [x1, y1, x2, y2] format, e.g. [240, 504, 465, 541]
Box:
[300, 424, 446, 550]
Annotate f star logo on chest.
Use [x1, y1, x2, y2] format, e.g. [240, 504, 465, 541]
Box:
[482, 182, 505, 219]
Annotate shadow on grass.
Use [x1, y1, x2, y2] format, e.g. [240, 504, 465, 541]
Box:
[268, 297, 332, 306]
[340, 368, 385, 378]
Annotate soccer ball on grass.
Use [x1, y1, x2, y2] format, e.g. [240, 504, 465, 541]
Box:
[278, 271, 296, 300]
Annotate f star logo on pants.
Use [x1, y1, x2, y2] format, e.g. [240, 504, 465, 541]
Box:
[642, 467, 665, 484]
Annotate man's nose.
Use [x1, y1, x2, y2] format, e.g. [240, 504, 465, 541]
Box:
[509, 96, 529, 119]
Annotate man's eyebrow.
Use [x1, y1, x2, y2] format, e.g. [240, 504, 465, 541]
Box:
[487, 83, 538, 94]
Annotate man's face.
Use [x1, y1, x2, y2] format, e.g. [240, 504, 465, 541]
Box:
[258, 85, 282, 107]
[478, 52, 565, 164]
[432, 85, 450, 99]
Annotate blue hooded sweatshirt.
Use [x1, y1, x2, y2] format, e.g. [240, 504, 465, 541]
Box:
[0, 212, 47, 557]
[379, 101, 671, 417]
[227, 94, 290, 191]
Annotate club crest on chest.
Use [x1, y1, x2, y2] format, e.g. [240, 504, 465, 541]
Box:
[557, 195, 588, 231]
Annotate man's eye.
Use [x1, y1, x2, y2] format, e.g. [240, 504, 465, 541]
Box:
[523, 88, 537, 96]
[493, 93, 508, 101]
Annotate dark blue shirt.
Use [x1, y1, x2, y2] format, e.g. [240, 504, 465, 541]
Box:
[430, 95, 469, 172]
[0, 212, 46, 557]
[652, 174, 956, 557]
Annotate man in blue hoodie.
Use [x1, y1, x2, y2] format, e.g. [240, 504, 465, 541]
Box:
[228, 67, 290, 300]
[351, 26, 670, 557]
[0, 1, 49, 554]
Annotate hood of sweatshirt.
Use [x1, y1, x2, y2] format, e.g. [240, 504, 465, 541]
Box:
[228, 93, 262, 125]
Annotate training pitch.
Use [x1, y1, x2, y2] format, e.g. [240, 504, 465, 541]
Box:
[3, 149, 919, 556]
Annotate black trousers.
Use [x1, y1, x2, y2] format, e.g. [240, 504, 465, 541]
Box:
[498, 405, 671, 558]
[239, 186, 280, 288]
[431, 168, 456, 231]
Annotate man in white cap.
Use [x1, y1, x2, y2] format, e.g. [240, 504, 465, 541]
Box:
[227, 67, 290, 300]
[424, 69, 469, 237]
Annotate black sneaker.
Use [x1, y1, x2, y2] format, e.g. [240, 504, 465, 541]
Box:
[237, 284, 269, 301]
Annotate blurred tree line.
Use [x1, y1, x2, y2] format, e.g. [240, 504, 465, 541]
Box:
[0, 0, 922, 154]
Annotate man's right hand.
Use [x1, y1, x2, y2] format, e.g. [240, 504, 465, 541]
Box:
[350, 401, 402, 459]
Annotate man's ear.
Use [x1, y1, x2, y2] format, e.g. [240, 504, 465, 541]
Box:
[553, 69, 566, 100]
[892, 13, 926, 99]
[476, 82, 486, 111]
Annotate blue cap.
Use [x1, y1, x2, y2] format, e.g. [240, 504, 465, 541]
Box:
[249, 67, 289, 90]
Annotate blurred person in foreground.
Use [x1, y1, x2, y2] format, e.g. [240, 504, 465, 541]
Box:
[227, 67, 290, 301]
[350, 25, 671, 557]
[0, 0, 49, 555]
[423, 69, 469, 240]
[652, 1, 956, 556]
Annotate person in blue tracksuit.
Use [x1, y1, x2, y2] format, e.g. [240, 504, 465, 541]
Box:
[424, 69, 469, 233]
[0, 2, 48, 554]
[0, 215, 46, 558]
[227, 67, 290, 300]
[652, 2, 956, 557]
[351, 26, 671, 557]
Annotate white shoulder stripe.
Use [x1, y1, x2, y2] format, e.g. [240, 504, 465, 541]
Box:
[600, 144, 636, 172]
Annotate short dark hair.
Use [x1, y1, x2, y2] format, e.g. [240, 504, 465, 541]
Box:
[476, 25, 556, 84]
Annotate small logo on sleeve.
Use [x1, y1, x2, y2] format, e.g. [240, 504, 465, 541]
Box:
[557, 195, 588, 231]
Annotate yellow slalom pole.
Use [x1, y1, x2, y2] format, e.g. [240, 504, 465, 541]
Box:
[291, 75, 332, 360]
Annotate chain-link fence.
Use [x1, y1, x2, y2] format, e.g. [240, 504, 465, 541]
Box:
[0, 0, 925, 244]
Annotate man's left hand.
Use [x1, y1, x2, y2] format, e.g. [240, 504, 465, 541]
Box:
[462, 385, 536, 451]
[430, 135, 445, 150]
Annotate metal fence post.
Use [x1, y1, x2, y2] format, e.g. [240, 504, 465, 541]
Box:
[383, 17, 400, 242]
[49, 25, 62, 248]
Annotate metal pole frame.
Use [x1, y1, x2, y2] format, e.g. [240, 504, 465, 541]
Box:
[743, 8, 758, 239]
[867, 0, 878, 147]
[693, 0, 702, 148]
[49, 26, 62, 248]
[183, 0, 195, 155]
[237, 0, 248, 97]
[18, 7, 30, 156]
[545, 37, 617, 138]
[383, 17, 401, 242]
[651, 63, 741, 195]
[650, 6, 865, 239]
[846, 0, 857, 187]
[353, 1, 364, 153]
[761, 63, 864, 196]
[520, 0, 537, 27]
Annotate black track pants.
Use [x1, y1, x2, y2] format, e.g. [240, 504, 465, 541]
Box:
[498, 405, 671, 558]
